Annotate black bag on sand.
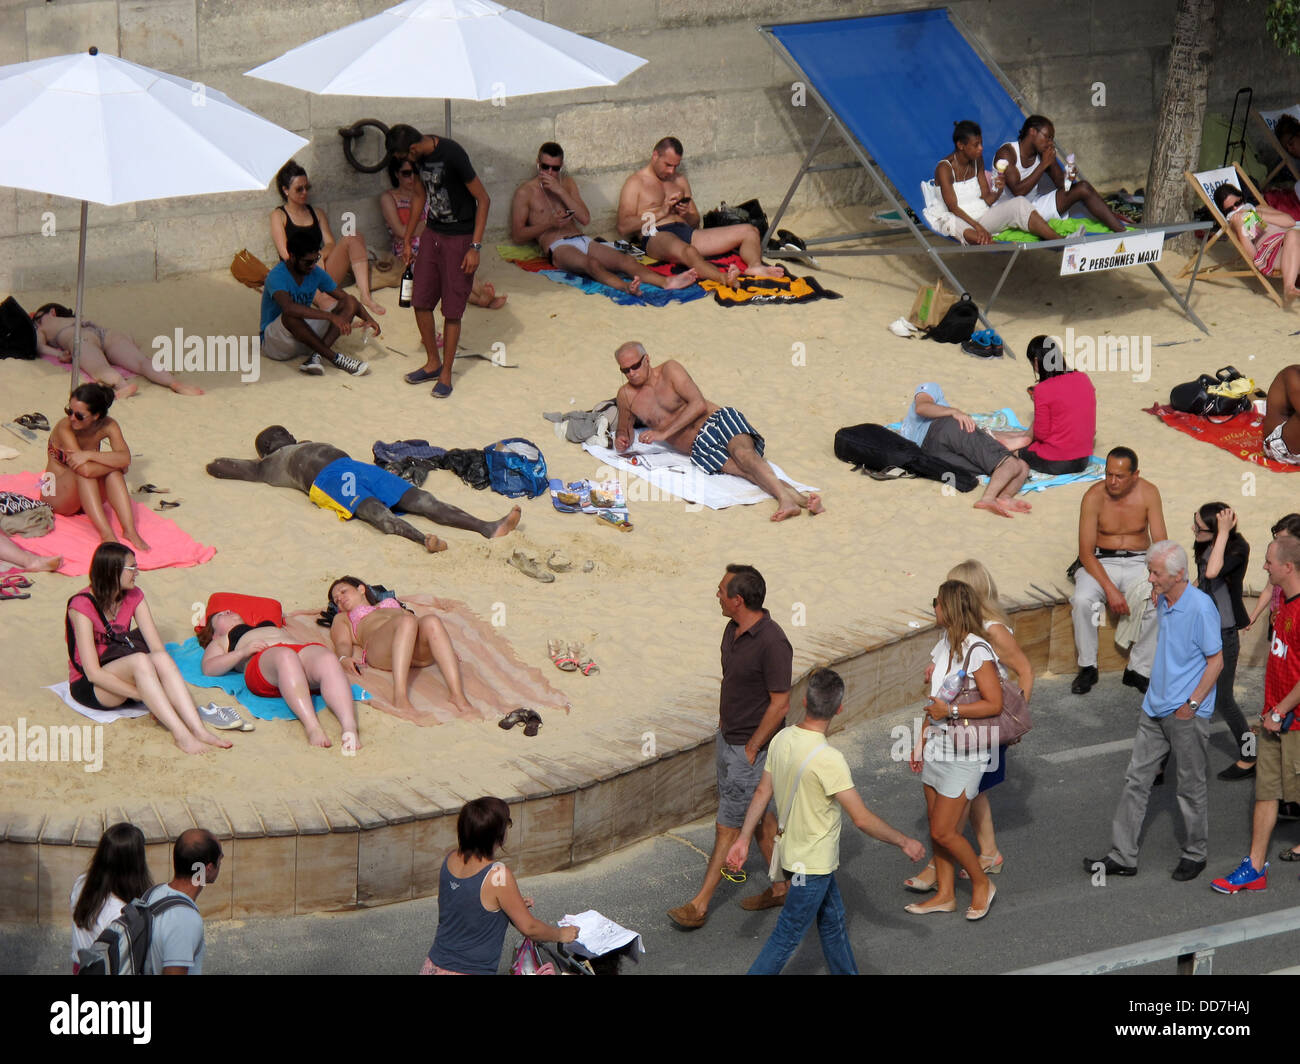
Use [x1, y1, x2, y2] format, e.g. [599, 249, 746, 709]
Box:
[833, 423, 979, 492]
[925, 292, 979, 344]
[703, 198, 770, 238]
[0, 296, 38, 359]
[1169, 374, 1252, 420]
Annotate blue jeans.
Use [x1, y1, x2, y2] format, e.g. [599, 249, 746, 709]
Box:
[747, 872, 858, 975]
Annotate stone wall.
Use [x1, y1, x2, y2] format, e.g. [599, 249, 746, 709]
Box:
[0, 0, 1293, 291]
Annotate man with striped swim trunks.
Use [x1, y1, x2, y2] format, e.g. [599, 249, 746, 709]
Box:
[613, 342, 823, 520]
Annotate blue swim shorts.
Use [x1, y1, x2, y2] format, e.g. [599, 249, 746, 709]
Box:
[689, 407, 765, 475]
[308, 457, 412, 520]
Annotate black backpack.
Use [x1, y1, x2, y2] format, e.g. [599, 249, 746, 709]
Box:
[77, 886, 199, 975]
[833, 423, 978, 491]
[0, 296, 38, 360]
[925, 293, 979, 344]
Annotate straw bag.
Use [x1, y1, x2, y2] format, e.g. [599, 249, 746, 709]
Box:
[230, 249, 269, 291]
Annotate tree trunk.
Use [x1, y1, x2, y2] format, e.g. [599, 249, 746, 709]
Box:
[1145, 0, 1222, 253]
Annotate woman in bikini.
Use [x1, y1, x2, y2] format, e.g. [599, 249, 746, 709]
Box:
[379, 156, 507, 327]
[271, 159, 387, 318]
[32, 304, 202, 398]
[198, 606, 360, 749]
[46, 383, 150, 552]
[1214, 183, 1300, 303]
[327, 576, 474, 716]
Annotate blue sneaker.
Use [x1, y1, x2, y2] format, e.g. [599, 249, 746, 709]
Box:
[1211, 856, 1268, 894]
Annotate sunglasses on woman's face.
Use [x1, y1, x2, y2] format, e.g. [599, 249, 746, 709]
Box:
[64, 406, 92, 422]
[398, 168, 416, 177]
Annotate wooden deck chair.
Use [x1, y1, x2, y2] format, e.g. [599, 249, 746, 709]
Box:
[1179, 163, 1284, 307]
[1255, 107, 1300, 188]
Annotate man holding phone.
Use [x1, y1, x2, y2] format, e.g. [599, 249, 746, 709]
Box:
[617, 136, 785, 288]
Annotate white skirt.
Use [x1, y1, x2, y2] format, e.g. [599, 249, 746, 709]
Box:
[920, 726, 992, 800]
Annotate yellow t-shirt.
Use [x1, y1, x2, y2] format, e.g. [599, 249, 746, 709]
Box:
[768, 725, 855, 876]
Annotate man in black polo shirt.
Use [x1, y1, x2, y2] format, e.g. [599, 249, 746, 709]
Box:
[668, 564, 793, 929]
[386, 124, 490, 400]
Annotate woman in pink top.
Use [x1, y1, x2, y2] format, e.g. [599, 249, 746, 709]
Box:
[66, 543, 231, 755]
[328, 576, 475, 715]
[1014, 335, 1096, 475]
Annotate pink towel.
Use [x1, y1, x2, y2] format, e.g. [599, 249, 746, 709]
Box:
[39, 351, 137, 382]
[0, 472, 215, 575]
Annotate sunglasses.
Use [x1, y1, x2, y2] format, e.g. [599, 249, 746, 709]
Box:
[398, 168, 416, 177]
[538, 162, 562, 172]
[64, 406, 93, 422]
[677, 197, 692, 205]
[619, 354, 647, 376]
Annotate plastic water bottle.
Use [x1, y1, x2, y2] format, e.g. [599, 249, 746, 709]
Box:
[936, 668, 966, 704]
[1064, 153, 1077, 191]
[398, 262, 415, 308]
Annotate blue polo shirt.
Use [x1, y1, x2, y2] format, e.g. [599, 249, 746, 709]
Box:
[1142, 584, 1222, 719]
[259, 262, 337, 338]
[900, 382, 946, 445]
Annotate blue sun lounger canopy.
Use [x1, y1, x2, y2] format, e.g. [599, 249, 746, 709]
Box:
[758, 9, 1208, 333]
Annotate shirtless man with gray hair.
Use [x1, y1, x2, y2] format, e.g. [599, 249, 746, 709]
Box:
[207, 426, 520, 552]
[613, 343, 822, 521]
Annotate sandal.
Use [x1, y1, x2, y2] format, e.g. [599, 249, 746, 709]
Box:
[1278, 847, 1300, 862]
[547, 639, 579, 672]
[903, 862, 937, 893]
[959, 853, 1005, 879]
[16, 413, 49, 431]
[0, 584, 31, 600]
[136, 483, 171, 494]
[522, 709, 543, 737]
[156, 499, 181, 510]
[572, 643, 599, 676]
[1, 574, 33, 589]
[498, 708, 530, 730]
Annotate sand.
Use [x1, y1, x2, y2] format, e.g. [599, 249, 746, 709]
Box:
[1, 205, 1293, 820]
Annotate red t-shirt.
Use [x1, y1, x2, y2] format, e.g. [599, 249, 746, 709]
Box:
[1027, 372, 1096, 462]
[1265, 591, 1300, 726]
[67, 587, 145, 683]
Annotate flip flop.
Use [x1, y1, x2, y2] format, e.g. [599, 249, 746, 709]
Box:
[404, 366, 441, 384]
[548, 639, 580, 671]
[0, 584, 31, 600]
[156, 499, 181, 510]
[1, 574, 33, 589]
[497, 707, 530, 730]
[136, 483, 171, 494]
[522, 709, 543, 737]
[16, 413, 50, 431]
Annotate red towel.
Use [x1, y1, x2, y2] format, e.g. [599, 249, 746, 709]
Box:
[1145, 404, 1300, 472]
[0, 472, 216, 575]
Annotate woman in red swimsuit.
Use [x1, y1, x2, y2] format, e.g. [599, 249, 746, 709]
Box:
[198, 607, 360, 749]
[328, 576, 474, 716]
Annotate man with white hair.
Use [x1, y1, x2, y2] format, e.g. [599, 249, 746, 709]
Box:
[1084, 541, 1223, 881]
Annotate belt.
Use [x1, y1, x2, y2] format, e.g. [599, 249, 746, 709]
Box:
[1095, 548, 1145, 558]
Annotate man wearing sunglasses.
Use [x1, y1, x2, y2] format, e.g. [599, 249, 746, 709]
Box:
[510, 143, 699, 297]
[617, 136, 787, 288]
[613, 343, 823, 521]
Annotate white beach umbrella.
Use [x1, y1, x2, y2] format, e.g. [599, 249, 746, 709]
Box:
[245, 0, 646, 134]
[0, 47, 308, 387]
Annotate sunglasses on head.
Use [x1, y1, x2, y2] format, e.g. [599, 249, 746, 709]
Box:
[538, 162, 562, 172]
[64, 406, 93, 422]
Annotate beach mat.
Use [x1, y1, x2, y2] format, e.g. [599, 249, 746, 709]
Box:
[498, 241, 709, 306]
[40, 351, 137, 382]
[0, 472, 216, 574]
[165, 635, 371, 722]
[285, 596, 570, 727]
[1145, 404, 1300, 472]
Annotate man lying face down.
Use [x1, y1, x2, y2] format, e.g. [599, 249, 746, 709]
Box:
[206, 426, 520, 553]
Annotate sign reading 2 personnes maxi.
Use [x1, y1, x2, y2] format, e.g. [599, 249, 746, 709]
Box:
[1060, 230, 1165, 276]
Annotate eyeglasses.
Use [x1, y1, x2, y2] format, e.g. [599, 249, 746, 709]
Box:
[538, 162, 562, 172]
[64, 406, 92, 422]
[619, 354, 647, 376]
[932, 598, 938, 608]
[122, 564, 138, 572]
[398, 167, 416, 177]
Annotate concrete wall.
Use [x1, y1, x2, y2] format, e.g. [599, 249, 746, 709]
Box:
[0, 0, 1293, 291]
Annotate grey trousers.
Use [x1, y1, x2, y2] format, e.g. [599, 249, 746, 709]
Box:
[1108, 712, 1210, 865]
[1071, 554, 1157, 674]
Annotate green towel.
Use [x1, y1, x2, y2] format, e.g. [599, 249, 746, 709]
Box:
[994, 217, 1124, 243]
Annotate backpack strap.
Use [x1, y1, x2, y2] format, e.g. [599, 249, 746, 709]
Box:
[776, 741, 829, 834]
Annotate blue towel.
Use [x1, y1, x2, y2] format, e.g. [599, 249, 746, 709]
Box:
[166, 637, 371, 722]
[537, 269, 710, 307]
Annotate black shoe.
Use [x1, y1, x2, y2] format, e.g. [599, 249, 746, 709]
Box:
[1218, 762, 1257, 781]
[1083, 855, 1137, 877]
[1122, 668, 1150, 693]
[1172, 858, 1207, 882]
[1071, 666, 1099, 695]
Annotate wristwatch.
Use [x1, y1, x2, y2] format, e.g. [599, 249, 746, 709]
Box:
[470, 241, 482, 250]
[948, 704, 960, 721]
[1186, 699, 1199, 711]
[1271, 712, 1283, 723]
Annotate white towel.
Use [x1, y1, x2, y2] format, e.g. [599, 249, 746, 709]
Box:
[1114, 580, 1154, 651]
[582, 435, 817, 510]
[46, 682, 148, 723]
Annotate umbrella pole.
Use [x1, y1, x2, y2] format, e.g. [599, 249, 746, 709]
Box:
[70, 199, 88, 395]
[444, 98, 451, 138]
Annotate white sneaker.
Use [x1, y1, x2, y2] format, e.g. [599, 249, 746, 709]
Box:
[299, 353, 324, 375]
[332, 352, 370, 376]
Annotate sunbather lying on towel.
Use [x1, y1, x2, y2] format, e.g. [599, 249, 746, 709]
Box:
[205, 426, 521, 552]
[1262, 365, 1300, 465]
[617, 136, 784, 286]
[512, 142, 699, 297]
[198, 605, 359, 748]
[993, 115, 1131, 232]
[925, 121, 1055, 245]
[328, 576, 475, 715]
[613, 343, 823, 521]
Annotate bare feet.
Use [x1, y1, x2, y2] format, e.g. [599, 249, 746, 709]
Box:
[125, 533, 151, 552]
[490, 506, 522, 539]
[626, 277, 643, 297]
[198, 728, 233, 749]
[974, 498, 1015, 518]
[771, 504, 801, 522]
[1285, 287, 1299, 307]
[806, 492, 825, 515]
[306, 725, 332, 749]
[25, 554, 62, 572]
[364, 299, 387, 316]
[424, 534, 449, 553]
[170, 381, 205, 396]
[174, 733, 206, 755]
[745, 264, 786, 279]
[664, 268, 699, 290]
[724, 264, 741, 288]
[473, 283, 508, 310]
[451, 697, 475, 715]
[115, 380, 139, 400]
[1004, 497, 1032, 513]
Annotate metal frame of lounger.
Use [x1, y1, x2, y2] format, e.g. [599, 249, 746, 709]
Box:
[756, 10, 1209, 335]
[1255, 108, 1300, 188]
[1179, 162, 1284, 307]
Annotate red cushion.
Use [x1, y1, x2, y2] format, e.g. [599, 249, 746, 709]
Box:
[198, 592, 283, 634]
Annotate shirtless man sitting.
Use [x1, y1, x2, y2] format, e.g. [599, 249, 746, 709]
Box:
[1262, 365, 1300, 466]
[206, 426, 520, 553]
[617, 137, 784, 288]
[613, 343, 822, 521]
[511, 142, 698, 296]
[1070, 446, 1167, 695]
